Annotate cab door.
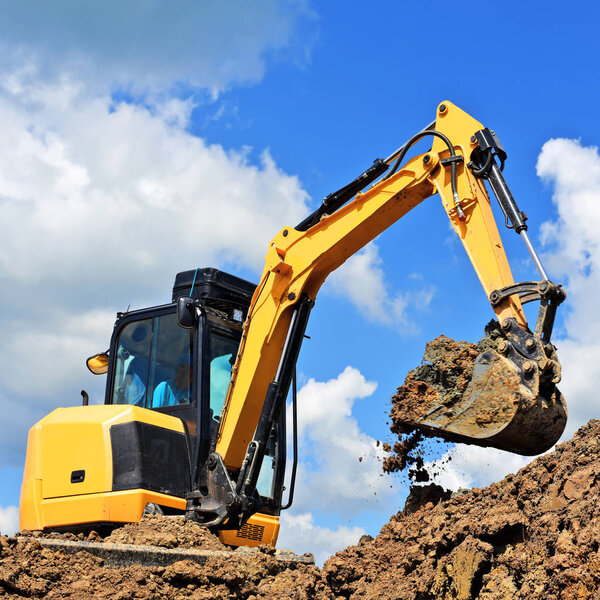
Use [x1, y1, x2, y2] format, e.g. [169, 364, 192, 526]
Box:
[106, 307, 197, 498]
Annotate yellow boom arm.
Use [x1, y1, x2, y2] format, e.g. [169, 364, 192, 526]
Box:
[184, 101, 565, 529]
[216, 101, 525, 470]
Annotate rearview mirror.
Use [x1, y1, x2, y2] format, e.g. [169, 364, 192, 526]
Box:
[86, 352, 109, 375]
[177, 296, 196, 329]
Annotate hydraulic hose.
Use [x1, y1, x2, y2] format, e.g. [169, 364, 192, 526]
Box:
[384, 129, 463, 218]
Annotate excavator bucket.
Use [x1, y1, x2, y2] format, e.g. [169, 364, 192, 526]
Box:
[407, 349, 566, 455]
[393, 316, 567, 456]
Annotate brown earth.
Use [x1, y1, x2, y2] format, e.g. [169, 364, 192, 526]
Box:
[323, 420, 600, 599]
[4, 419, 600, 599]
[18, 515, 227, 551]
[103, 514, 227, 550]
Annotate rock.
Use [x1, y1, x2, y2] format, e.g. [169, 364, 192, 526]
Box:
[403, 483, 452, 515]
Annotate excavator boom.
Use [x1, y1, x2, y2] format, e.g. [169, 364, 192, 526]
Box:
[185, 101, 566, 527]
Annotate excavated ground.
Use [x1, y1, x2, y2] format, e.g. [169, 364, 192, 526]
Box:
[21, 515, 227, 551]
[4, 420, 600, 599]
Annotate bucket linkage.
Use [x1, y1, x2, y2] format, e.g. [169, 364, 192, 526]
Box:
[403, 280, 567, 456]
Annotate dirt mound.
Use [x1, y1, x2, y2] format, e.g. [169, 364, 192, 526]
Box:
[0, 531, 326, 599]
[324, 419, 600, 599]
[4, 420, 600, 599]
[17, 515, 227, 552]
[103, 515, 226, 550]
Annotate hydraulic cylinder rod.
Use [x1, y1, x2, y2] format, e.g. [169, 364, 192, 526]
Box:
[486, 160, 549, 281]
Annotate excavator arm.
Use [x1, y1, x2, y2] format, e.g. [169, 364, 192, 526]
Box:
[184, 101, 566, 528]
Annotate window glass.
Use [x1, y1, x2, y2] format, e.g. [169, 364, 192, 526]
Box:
[111, 313, 193, 408]
[208, 329, 276, 501]
[208, 332, 239, 435]
[150, 313, 193, 408]
[257, 427, 279, 500]
[112, 318, 152, 406]
[256, 455, 275, 499]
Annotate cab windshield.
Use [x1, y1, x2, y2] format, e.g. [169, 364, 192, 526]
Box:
[111, 312, 193, 408]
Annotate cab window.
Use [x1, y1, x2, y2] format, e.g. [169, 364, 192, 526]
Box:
[208, 329, 279, 502]
[111, 313, 193, 408]
[256, 432, 277, 500]
[208, 331, 239, 423]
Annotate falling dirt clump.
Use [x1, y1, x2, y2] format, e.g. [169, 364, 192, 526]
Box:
[5, 420, 600, 598]
[383, 321, 501, 478]
[402, 483, 451, 516]
[382, 430, 425, 476]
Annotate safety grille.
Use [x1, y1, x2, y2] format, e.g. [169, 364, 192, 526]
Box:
[236, 523, 265, 542]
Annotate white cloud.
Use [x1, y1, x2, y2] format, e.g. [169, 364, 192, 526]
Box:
[0, 309, 114, 400]
[0, 70, 310, 466]
[536, 138, 600, 438]
[278, 512, 365, 566]
[277, 368, 403, 564]
[289, 367, 401, 514]
[0, 1, 316, 96]
[0, 505, 19, 536]
[0, 307, 113, 463]
[327, 243, 434, 332]
[424, 445, 531, 492]
[0, 75, 310, 295]
[0, 306, 118, 466]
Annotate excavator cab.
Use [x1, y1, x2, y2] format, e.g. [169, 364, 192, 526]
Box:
[20, 268, 287, 548]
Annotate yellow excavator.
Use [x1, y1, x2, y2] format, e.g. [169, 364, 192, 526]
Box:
[20, 101, 567, 555]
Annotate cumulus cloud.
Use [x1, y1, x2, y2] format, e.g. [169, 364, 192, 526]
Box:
[0, 505, 19, 536]
[0, 309, 114, 400]
[0, 74, 310, 296]
[278, 512, 365, 566]
[0, 70, 310, 465]
[0, 1, 316, 96]
[536, 138, 600, 438]
[0, 304, 115, 467]
[289, 367, 400, 514]
[277, 367, 405, 563]
[328, 243, 434, 332]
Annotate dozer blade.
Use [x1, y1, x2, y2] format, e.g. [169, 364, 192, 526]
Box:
[406, 347, 567, 455]
[19, 537, 315, 569]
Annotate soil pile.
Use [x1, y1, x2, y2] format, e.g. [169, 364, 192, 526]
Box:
[103, 514, 226, 550]
[1, 521, 326, 600]
[325, 419, 600, 599]
[4, 420, 600, 598]
[18, 515, 227, 551]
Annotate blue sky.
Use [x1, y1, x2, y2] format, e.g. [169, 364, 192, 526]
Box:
[1, 0, 599, 563]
